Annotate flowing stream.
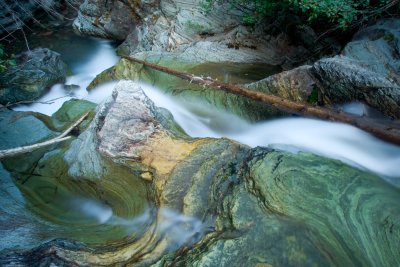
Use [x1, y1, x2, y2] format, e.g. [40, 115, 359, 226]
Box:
[0, 25, 400, 262]
[11, 31, 400, 184]
[139, 83, 400, 183]
[13, 30, 120, 115]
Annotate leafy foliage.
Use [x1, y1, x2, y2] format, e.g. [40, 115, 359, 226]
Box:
[199, 0, 398, 28]
[0, 44, 16, 72]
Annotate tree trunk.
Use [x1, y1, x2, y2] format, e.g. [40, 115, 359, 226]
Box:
[121, 55, 400, 145]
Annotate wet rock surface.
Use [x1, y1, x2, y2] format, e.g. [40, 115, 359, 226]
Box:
[0, 48, 69, 105]
[312, 20, 400, 118]
[1, 81, 399, 266]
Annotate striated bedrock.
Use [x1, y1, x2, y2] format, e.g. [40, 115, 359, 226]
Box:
[1, 80, 399, 266]
[245, 148, 400, 267]
[0, 48, 69, 105]
[74, 0, 311, 68]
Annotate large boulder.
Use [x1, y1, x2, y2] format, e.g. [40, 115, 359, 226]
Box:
[0, 48, 69, 105]
[73, 0, 143, 40]
[245, 19, 400, 118]
[312, 19, 400, 118]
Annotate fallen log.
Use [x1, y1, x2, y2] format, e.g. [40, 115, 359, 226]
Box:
[0, 111, 90, 159]
[121, 55, 400, 145]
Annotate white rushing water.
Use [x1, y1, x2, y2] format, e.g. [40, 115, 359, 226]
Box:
[139, 83, 400, 180]
[13, 39, 119, 115]
[68, 196, 113, 224]
[11, 35, 400, 181]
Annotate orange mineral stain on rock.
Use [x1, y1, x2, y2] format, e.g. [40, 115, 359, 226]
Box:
[139, 131, 204, 191]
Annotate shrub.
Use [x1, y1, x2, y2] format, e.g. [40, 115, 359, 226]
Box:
[0, 44, 16, 72]
[199, 0, 399, 28]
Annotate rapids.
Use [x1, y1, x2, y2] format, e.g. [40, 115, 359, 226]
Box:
[139, 83, 400, 182]
[11, 36, 400, 183]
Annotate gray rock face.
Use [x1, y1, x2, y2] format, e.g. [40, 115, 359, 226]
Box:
[312, 19, 400, 118]
[245, 19, 400, 118]
[0, 109, 55, 150]
[97, 81, 160, 158]
[0, 48, 69, 104]
[74, 0, 310, 67]
[63, 109, 105, 180]
[73, 0, 140, 40]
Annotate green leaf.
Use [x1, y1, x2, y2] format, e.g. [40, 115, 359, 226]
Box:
[7, 59, 16, 66]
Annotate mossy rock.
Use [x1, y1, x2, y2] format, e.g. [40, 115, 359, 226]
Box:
[88, 55, 285, 122]
[51, 99, 96, 132]
[246, 148, 400, 267]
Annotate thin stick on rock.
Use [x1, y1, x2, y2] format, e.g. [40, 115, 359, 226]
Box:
[0, 111, 90, 159]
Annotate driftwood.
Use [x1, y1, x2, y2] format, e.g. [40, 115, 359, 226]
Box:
[121, 55, 400, 145]
[0, 111, 90, 159]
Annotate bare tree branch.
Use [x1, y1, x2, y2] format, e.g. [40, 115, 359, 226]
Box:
[0, 111, 91, 159]
[1, 96, 70, 108]
[121, 55, 400, 145]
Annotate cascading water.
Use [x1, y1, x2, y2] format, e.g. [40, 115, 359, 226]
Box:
[8, 29, 400, 251]
[13, 38, 119, 115]
[139, 83, 400, 184]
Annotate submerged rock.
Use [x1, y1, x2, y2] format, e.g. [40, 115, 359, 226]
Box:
[0, 48, 69, 105]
